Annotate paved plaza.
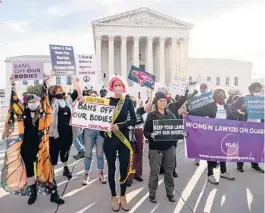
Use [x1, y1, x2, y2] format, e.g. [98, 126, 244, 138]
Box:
[0, 137, 264, 213]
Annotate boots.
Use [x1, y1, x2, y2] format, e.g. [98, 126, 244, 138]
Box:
[63, 166, 72, 179]
[28, 184, 37, 205]
[50, 183, 65, 205]
[120, 196, 129, 211]
[111, 196, 120, 212]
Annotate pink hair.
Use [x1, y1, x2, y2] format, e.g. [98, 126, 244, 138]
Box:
[108, 75, 128, 93]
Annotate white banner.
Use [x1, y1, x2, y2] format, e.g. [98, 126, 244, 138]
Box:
[70, 99, 114, 131]
[76, 54, 98, 89]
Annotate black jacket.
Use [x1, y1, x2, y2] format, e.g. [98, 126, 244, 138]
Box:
[190, 102, 228, 119]
[143, 110, 177, 150]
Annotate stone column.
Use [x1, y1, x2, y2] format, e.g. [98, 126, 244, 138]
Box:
[147, 36, 154, 74]
[179, 38, 189, 73]
[133, 36, 140, 67]
[95, 35, 102, 81]
[108, 35, 115, 78]
[121, 36, 127, 79]
[159, 37, 166, 85]
[171, 37, 178, 75]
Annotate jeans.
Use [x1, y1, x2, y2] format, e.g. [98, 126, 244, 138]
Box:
[73, 133, 85, 153]
[84, 129, 104, 171]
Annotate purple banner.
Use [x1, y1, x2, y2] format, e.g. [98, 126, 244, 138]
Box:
[184, 115, 264, 162]
[12, 61, 43, 81]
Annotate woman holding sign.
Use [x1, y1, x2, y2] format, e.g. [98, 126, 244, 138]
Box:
[82, 90, 107, 185]
[1, 75, 64, 205]
[49, 74, 82, 179]
[143, 91, 177, 203]
[102, 75, 136, 212]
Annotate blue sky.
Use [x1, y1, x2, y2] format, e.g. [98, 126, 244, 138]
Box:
[0, 0, 264, 88]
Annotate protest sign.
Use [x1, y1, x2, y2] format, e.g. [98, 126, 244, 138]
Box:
[184, 115, 264, 162]
[83, 96, 110, 105]
[187, 92, 214, 111]
[70, 97, 114, 131]
[244, 96, 264, 119]
[153, 119, 184, 141]
[76, 54, 98, 88]
[128, 65, 155, 89]
[12, 61, 43, 81]
[170, 72, 189, 96]
[49, 44, 76, 75]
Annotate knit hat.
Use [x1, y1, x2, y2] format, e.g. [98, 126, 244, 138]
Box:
[152, 91, 167, 104]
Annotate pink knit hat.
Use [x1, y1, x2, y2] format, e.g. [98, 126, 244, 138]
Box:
[108, 75, 128, 93]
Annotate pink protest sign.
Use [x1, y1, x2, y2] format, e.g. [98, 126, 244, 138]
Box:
[12, 61, 44, 81]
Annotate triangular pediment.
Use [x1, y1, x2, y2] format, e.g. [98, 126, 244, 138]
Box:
[92, 7, 193, 29]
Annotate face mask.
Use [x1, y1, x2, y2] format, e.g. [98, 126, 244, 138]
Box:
[113, 86, 123, 96]
[132, 101, 137, 107]
[55, 93, 64, 99]
[201, 89, 207, 95]
[254, 92, 263, 97]
[28, 102, 39, 111]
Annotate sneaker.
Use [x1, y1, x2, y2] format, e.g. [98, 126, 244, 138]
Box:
[149, 196, 157, 203]
[111, 196, 120, 212]
[63, 166, 72, 179]
[195, 159, 200, 166]
[251, 166, 264, 173]
[220, 172, 235, 180]
[120, 196, 130, 211]
[73, 151, 85, 160]
[134, 177, 143, 182]
[208, 175, 219, 185]
[82, 174, 90, 185]
[167, 195, 176, 202]
[98, 171, 107, 184]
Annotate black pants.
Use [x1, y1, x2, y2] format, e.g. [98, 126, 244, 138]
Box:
[207, 161, 226, 176]
[21, 139, 39, 178]
[49, 135, 73, 165]
[237, 162, 259, 168]
[103, 137, 130, 196]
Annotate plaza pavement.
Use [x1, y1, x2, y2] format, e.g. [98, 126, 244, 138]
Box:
[0, 135, 264, 213]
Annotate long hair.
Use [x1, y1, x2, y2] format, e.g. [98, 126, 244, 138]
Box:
[50, 85, 66, 99]
[25, 94, 41, 126]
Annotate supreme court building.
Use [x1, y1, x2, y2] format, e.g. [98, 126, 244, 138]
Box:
[92, 7, 193, 93]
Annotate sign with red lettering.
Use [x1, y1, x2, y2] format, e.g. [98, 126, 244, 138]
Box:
[12, 61, 43, 81]
[70, 99, 114, 131]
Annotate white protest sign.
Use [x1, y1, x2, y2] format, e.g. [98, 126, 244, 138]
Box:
[70, 97, 114, 131]
[76, 54, 98, 89]
[12, 61, 44, 81]
[170, 72, 189, 96]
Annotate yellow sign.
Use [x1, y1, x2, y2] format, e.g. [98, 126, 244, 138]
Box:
[84, 96, 110, 105]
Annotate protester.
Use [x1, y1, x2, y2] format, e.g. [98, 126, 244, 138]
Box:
[127, 95, 151, 187]
[82, 90, 107, 185]
[179, 88, 235, 185]
[1, 75, 64, 205]
[100, 86, 108, 98]
[231, 82, 264, 173]
[49, 75, 82, 179]
[102, 75, 136, 211]
[144, 91, 177, 203]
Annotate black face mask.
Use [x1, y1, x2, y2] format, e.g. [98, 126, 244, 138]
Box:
[133, 101, 137, 107]
[55, 93, 64, 99]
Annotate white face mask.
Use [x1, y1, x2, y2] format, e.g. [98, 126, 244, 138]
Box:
[254, 92, 263, 97]
[113, 86, 123, 96]
[28, 102, 39, 111]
